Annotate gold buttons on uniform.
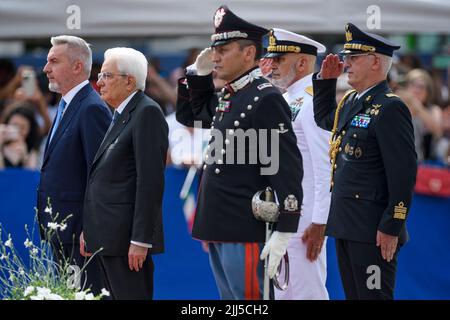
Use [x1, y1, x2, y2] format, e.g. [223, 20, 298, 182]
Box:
[353, 133, 357, 138]
[215, 168, 220, 174]
[334, 164, 337, 169]
[342, 130, 346, 135]
[355, 194, 360, 199]
[218, 159, 223, 165]
[339, 147, 342, 152]
[234, 120, 240, 127]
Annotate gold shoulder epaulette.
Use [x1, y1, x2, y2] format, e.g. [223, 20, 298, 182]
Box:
[386, 93, 399, 98]
[305, 86, 313, 96]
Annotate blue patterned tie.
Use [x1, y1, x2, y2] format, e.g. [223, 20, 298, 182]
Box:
[111, 111, 118, 124]
[49, 98, 67, 143]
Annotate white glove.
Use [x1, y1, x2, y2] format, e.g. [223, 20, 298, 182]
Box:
[260, 231, 294, 279]
[194, 48, 214, 76]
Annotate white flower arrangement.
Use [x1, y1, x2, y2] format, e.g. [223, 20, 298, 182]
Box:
[0, 198, 107, 300]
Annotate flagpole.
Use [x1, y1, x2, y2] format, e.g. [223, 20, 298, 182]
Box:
[179, 165, 197, 200]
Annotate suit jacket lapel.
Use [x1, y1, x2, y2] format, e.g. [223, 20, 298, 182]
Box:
[43, 111, 58, 158]
[338, 80, 389, 132]
[43, 83, 93, 165]
[91, 91, 143, 171]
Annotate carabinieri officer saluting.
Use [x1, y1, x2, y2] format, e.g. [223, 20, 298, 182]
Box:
[175, 5, 303, 300]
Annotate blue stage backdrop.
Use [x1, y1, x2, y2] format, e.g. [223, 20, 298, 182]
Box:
[0, 167, 449, 299]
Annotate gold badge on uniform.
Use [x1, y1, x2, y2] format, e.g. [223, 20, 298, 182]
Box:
[370, 104, 382, 116]
[304, 86, 314, 96]
[344, 143, 354, 156]
[393, 202, 407, 220]
[345, 24, 353, 42]
[269, 29, 277, 46]
[355, 147, 362, 158]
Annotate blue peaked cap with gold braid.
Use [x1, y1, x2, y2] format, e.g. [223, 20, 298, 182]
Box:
[340, 23, 400, 57]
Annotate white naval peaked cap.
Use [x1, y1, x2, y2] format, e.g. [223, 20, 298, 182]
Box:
[263, 28, 326, 58]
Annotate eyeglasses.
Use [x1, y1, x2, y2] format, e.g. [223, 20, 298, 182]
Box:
[342, 53, 376, 63]
[97, 72, 128, 81]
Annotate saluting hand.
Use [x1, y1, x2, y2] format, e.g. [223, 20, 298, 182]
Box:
[376, 230, 398, 262]
[128, 244, 148, 272]
[194, 47, 214, 76]
[302, 223, 326, 262]
[319, 54, 344, 79]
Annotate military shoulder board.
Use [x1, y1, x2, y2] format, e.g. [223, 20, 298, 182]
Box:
[386, 93, 399, 98]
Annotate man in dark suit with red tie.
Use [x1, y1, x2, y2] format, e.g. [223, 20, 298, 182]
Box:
[38, 35, 112, 294]
[80, 47, 168, 300]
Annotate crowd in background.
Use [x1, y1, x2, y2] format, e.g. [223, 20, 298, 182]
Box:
[0, 47, 449, 171]
[336, 53, 450, 166]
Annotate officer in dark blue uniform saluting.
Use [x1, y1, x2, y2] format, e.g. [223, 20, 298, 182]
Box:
[312, 23, 417, 299]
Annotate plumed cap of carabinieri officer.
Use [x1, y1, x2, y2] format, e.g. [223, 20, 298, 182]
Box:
[341, 23, 401, 57]
[210, 5, 269, 48]
[263, 28, 326, 58]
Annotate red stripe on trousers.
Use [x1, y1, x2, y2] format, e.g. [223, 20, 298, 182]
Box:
[245, 243, 261, 300]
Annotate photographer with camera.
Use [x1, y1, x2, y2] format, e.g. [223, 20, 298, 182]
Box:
[0, 105, 40, 169]
[1, 66, 52, 138]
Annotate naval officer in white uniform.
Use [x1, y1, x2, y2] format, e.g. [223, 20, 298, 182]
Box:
[263, 28, 331, 300]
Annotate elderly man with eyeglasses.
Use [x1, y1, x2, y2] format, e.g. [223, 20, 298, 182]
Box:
[80, 47, 168, 300]
[312, 23, 417, 300]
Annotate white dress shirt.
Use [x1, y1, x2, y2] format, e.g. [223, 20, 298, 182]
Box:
[61, 80, 89, 114]
[114, 90, 138, 115]
[284, 73, 332, 236]
[355, 84, 376, 100]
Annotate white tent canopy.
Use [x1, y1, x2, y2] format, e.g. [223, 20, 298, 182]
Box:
[0, 0, 449, 39]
